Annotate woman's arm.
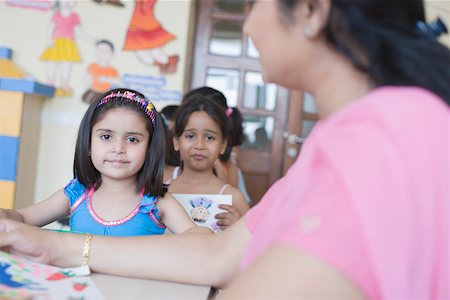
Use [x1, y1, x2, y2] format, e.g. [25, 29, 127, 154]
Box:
[0, 218, 251, 287]
[157, 192, 211, 234]
[0, 209, 24, 222]
[219, 245, 365, 299]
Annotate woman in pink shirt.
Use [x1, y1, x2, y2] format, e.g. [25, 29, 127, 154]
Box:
[1, 0, 449, 298]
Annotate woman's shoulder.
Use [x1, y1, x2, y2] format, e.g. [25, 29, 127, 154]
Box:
[220, 183, 246, 201]
[314, 86, 448, 143]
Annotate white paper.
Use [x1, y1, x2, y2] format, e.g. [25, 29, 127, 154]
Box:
[173, 193, 232, 233]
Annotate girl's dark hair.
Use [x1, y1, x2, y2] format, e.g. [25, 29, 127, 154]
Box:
[96, 39, 114, 52]
[163, 122, 180, 166]
[227, 107, 244, 147]
[160, 105, 179, 122]
[278, 0, 450, 104]
[73, 88, 166, 197]
[182, 86, 228, 109]
[174, 96, 230, 158]
[182, 86, 245, 161]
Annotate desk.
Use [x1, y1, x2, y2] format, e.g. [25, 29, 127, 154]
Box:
[92, 273, 211, 299]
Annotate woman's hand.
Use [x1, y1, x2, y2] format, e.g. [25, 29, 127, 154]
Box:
[215, 204, 241, 230]
[0, 208, 25, 223]
[0, 219, 58, 265]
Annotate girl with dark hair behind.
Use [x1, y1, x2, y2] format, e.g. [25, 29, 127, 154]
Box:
[0, 88, 209, 237]
[160, 104, 181, 183]
[169, 97, 249, 230]
[1, 1, 449, 298]
[183, 86, 252, 204]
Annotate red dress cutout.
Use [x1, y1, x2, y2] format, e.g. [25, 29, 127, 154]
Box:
[123, 0, 175, 50]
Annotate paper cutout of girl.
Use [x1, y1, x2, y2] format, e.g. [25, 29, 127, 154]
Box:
[123, 0, 179, 74]
[82, 39, 120, 104]
[40, 0, 93, 96]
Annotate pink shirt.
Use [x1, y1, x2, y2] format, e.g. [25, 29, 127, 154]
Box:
[52, 12, 80, 40]
[242, 87, 449, 299]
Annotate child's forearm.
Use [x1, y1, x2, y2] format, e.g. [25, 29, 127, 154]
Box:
[0, 209, 25, 223]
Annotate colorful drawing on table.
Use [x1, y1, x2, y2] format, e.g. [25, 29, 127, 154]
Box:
[0, 250, 104, 299]
[173, 194, 232, 233]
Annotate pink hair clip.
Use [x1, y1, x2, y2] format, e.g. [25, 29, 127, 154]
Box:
[225, 107, 233, 117]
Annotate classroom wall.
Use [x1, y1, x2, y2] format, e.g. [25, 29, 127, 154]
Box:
[0, 0, 194, 207]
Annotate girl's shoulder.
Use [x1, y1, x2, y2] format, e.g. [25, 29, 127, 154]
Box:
[152, 192, 179, 214]
[64, 178, 88, 205]
[220, 184, 242, 197]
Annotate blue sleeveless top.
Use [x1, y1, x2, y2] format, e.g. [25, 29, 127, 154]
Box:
[64, 179, 166, 236]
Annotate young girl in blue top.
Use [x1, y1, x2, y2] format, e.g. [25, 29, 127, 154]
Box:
[0, 88, 207, 236]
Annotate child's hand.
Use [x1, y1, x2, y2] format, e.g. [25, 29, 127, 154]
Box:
[215, 204, 241, 230]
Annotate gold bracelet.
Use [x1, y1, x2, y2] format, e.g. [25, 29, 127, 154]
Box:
[82, 234, 93, 267]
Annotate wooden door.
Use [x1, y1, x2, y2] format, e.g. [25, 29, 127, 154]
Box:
[189, 0, 317, 205]
[281, 91, 319, 175]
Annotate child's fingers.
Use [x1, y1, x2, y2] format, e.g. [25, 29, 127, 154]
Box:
[218, 205, 240, 217]
[215, 210, 241, 229]
[215, 212, 232, 219]
[218, 204, 233, 210]
[216, 217, 234, 228]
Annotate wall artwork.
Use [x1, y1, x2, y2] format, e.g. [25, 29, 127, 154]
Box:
[6, 0, 53, 11]
[4, 0, 184, 103]
[89, 0, 125, 7]
[82, 39, 120, 104]
[123, 0, 179, 74]
[39, 0, 94, 97]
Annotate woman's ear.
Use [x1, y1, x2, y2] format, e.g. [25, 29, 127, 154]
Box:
[295, 0, 331, 38]
[173, 136, 180, 151]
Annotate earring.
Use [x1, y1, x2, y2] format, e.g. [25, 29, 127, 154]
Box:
[303, 26, 313, 37]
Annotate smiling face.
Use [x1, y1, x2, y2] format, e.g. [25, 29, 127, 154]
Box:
[90, 108, 150, 183]
[173, 111, 227, 172]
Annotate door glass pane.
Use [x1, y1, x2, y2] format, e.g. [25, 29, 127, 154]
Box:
[205, 68, 240, 107]
[241, 115, 274, 152]
[301, 120, 317, 138]
[214, 0, 243, 13]
[243, 72, 276, 110]
[246, 37, 259, 58]
[209, 20, 242, 56]
[303, 92, 317, 114]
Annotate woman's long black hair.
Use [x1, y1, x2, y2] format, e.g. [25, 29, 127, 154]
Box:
[279, 0, 450, 104]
